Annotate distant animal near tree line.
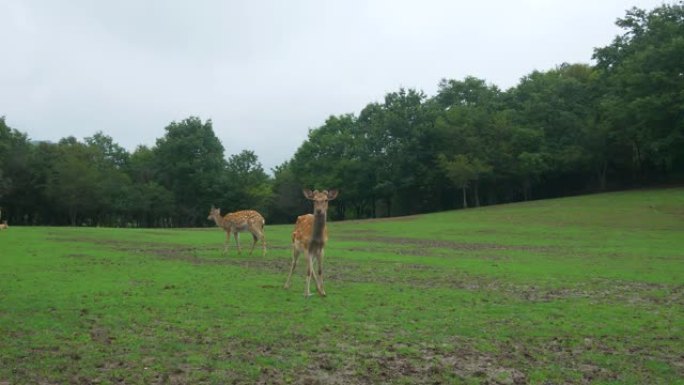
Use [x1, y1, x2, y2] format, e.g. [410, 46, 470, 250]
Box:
[208, 189, 338, 297]
[0, 207, 7, 230]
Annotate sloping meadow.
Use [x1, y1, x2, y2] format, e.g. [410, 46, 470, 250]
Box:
[1, 188, 682, 384]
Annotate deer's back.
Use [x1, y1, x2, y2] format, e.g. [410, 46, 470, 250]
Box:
[224, 210, 265, 230]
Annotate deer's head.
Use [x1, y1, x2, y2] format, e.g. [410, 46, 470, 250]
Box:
[208, 206, 221, 220]
[303, 189, 338, 216]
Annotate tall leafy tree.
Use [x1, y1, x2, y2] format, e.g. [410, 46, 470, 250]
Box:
[358, 88, 436, 216]
[85, 131, 130, 169]
[153, 117, 227, 226]
[437, 154, 491, 208]
[82, 132, 134, 225]
[432, 77, 502, 206]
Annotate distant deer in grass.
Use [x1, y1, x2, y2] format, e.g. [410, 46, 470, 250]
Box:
[0, 220, 8, 230]
[207, 207, 266, 256]
[284, 189, 338, 297]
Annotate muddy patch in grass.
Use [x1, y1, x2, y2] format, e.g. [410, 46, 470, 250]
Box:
[292, 339, 531, 385]
[250, 334, 682, 385]
[325, 260, 684, 305]
[64, 239, 684, 307]
[338, 234, 557, 253]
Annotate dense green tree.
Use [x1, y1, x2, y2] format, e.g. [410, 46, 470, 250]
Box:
[0, 117, 26, 202]
[0, 117, 35, 223]
[127, 145, 157, 184]
[594, 2, 684, 180]
[222, 150, 272, 215]
[289, 114, 366, 218]
[505, 63, 603, 197]
[85, 131, 130, 169]
[126, 181, 176, 227]
[268, 161, 308, 224]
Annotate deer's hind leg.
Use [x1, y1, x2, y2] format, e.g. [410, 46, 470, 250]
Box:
[248, 232, 258, 256]
[260, 230, 267, 256]
[222, 230, 231, 255]
[233, 232, 242, 255]
[311, 253, 326, 297]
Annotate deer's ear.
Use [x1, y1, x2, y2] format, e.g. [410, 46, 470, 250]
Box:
[327, 190, 339, 201]
[303, 189, 315, 200]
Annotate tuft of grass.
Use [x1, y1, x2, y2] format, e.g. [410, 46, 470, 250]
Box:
[1, 188, 683, 384]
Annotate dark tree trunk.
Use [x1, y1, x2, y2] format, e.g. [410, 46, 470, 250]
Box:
[462, 186, 468, 209]
[633, 139, 643, 183]
[597, 161, 608, 191]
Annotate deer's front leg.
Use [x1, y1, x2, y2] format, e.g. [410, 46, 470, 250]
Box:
[317, 249, 325, 283]
[223, 231, 230, 255]
[313, 265, 326, 297]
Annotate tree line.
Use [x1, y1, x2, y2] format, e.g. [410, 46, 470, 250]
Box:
[1, 3, 682, 227]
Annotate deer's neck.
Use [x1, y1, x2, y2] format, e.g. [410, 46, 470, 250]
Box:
[310, 212, 327, 249]
[213, 215, 228, 229]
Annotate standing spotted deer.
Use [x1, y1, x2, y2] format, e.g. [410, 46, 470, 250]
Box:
[207, 207, 266, 256]
[284, 189, 338, 297]
[0, 220, 7, 230]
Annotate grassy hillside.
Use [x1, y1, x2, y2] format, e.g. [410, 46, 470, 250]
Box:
[1, 188, 682, 384]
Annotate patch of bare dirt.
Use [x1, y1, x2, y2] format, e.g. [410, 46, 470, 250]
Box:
[343, 214, 425, 224]
[89, 326, 115, 345]
[59, 234, 684, 307]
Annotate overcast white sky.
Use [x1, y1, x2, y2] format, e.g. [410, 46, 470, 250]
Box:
[0, 0, 667, 171]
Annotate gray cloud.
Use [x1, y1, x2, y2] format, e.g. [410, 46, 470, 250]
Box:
[0, 0, 666, 171]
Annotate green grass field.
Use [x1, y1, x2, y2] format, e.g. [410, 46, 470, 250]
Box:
[1, 188, 683, 384]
